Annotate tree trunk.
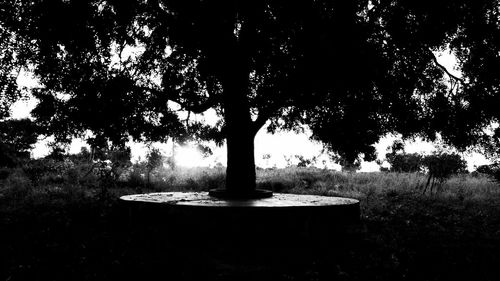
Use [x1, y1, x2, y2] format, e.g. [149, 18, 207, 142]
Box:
[208, 58, 271, 198]
[222, 67, 256, 194]
[225, 111, 256, 194]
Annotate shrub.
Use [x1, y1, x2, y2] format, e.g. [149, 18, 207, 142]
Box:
[22, 159, 53, 186]
[475, 163, 500, 185]
[386, 153, 423, 173]
[1, 169, 32, 201]
[127, 169, 146, 190]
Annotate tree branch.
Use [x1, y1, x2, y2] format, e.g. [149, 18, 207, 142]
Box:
[428, 49, 465, 85]
[136, 85, 220, 114]
[251, 110, 270, 135]
[251, 104, 284, 136]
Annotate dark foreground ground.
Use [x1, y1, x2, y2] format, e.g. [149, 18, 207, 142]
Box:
[1, 188, 500, 281]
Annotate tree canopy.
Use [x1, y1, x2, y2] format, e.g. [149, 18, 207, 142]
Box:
[1, 0, 499, 196]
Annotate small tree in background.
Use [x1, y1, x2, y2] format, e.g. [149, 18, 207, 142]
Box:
[145, 148, 164, 187]
[339, 159, 361, 173]
[421, 152, 467, 194]
[386, 153, 423, 173]
[475, 163, 500, 184]
[383, 140, 423, 173]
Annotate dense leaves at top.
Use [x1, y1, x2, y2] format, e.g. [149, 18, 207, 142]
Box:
[1, 0, 500, 164]
[0, 8, 32, 119]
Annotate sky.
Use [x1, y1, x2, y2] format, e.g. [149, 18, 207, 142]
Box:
[9, 50, 491, 172]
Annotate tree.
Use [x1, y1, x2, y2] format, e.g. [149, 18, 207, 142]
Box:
[2, 0, 500, 198]
[385, 140, 423, 173]
[386, 153, 423, 173]
[421, 152, 467, 194]
[145, 147, 163, 186]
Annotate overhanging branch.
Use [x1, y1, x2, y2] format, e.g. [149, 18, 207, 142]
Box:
[136, 85, 220, 114]
[252, 110, 270, 135]
[428, 49, 466, 85]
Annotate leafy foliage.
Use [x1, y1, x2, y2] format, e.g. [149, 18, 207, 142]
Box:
[0, 118, 38, 167]
[0, 7, 31, 120]
[385, 142, 423, 173]
[22, 157, 74, 186]
[386, 153, 424, 173]
[90, 146, 133, 186]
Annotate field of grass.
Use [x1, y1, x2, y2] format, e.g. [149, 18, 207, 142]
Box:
[1, 167, 500, 280]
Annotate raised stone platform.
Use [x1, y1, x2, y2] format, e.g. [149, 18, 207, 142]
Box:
[120, 192, 360, 247]
[121, 191, 359, 208]
[120, 192, 361, 273]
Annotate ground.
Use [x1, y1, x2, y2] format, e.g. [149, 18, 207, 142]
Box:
[1, 168, 500, 280]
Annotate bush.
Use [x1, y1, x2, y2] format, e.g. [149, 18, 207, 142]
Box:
[0, 169, 32, 201]
[386, 153, 423, 173]
[127, 170, 146, 190]
[22, 158, 75, 186]
[475, 163, 500, 184]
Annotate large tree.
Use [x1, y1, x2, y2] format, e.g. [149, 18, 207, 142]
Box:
[1, 0, 499, 198]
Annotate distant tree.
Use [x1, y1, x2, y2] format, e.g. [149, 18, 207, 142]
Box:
[145, 147, 164, 186]
[2, 0, 500, 197]
[76, 145, 133, 188]
[386, 153, 424, 173]
[339, 159, 361, 173]
[45, 144, 68, 161]
[384, 140, 424, 173]
[421, 152, 467, 194]
[475, 164, 498, 176]
[295, 155, 316, 168]
[474, 163, 500, 185]
[69, 147, 92, 163]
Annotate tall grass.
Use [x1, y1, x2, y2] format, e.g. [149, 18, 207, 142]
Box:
[1, 165, 499, 207]
[257, 167, 499, 200]
[2, 166, 500, 281]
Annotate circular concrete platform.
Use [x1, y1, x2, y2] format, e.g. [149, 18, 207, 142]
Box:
[120, 192, 360, 248]
[120, 191, 359, 208]
[120, 192, 362, 272]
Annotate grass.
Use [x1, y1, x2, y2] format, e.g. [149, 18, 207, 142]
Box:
[1, 167, 500, 280]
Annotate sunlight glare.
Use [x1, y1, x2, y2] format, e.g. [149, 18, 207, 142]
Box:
[175, 145, 205, 168]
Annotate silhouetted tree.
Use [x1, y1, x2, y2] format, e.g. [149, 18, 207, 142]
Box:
[385, 140, 423, 173]
[421, 152, 467, 194]
[475, 163, 500, 184]
[2, 0, 500, 197]
[145, 147, 163, 186]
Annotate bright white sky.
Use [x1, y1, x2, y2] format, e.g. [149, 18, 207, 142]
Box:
[9, 50, 490, 172]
